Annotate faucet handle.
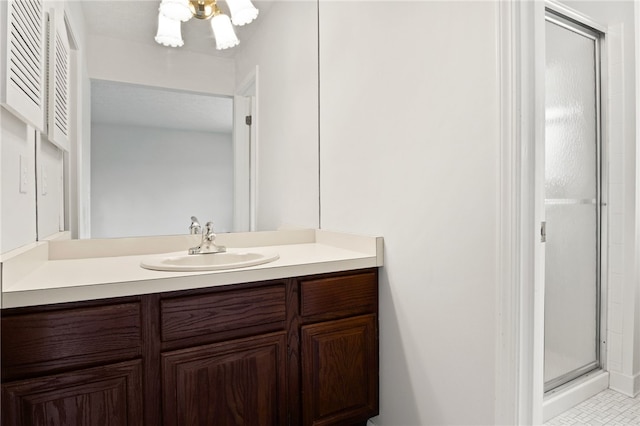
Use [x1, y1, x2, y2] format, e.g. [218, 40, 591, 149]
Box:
[203, 222, 215, 238]
[189, 216, 201, 235]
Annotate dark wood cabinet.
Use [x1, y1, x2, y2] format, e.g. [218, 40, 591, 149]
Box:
[1, 302, 142, 381]
[2, 360, 143, 426]
[298, 271, 379, 426]
[1, 269, 378, 426]
[162, 332, 287, 426]
[1, 299, 144, 426]
[301, 315, 378, 426]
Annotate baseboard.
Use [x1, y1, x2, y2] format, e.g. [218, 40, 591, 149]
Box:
[542, 370, 609, 422]
[609, 370, 640, 397]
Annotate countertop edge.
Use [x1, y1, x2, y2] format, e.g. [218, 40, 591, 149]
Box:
[1, 256, 379, 309]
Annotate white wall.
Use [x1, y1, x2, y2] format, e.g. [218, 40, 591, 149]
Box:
[1, 109, 37, 253]
[636, 0, 640, 391]
[37, 137, 64, 238]
[319, 1, 500, 424]
[0, 0, 41, 250]
[235, 0, 319, 230]
[1, 0, 88, 253]
[64, 0, 91, 240]
[87, 35, 235, 96]
[36, 1, 88, 243]
[91, 123, 233, 238]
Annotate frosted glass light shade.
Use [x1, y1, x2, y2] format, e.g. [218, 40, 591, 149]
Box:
[159, 0, 192, 22]
[155, 13, 184, 47]
[227, 0, 259, 25]
[211, 14, 239, 50]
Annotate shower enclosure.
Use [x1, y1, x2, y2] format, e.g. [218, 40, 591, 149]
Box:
[543, 9, 604, 393]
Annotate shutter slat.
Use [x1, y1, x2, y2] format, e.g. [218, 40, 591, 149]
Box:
[10, 21, 40, 74]
[9, 56, 39, 99]
[9, 31, 40, 79]
[8, 0, 43, 109]
[50, 16, 69, 138]
[13, 1, 41, 53]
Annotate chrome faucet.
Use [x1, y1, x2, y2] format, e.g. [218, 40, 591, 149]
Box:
[189, 221, 226, 255]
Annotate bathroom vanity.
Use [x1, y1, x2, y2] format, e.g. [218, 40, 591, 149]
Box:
[0, 230, 382, 426]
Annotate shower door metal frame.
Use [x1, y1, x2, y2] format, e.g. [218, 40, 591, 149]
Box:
[542, 5, 608, 394]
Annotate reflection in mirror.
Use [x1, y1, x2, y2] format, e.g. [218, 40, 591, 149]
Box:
[90, 80, 238, 238]
[75, 0, 319, 239]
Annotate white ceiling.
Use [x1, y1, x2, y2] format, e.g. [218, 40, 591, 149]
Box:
[91, 79, 234, 133]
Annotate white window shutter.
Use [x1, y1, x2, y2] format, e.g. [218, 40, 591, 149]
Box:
[2, 0, 46, 130]
[46, 7, 70, 151]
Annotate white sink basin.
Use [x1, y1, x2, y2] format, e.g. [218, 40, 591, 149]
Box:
[140, 249, 279, 272]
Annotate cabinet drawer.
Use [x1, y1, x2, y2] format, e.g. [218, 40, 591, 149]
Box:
[161, 284, 286, 342]
[300, 271, 377, 319]
[1, 303, 142, 380]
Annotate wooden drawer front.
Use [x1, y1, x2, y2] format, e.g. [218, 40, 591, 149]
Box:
[161, 284, 286, 342]
[1, 303, 142, 380]
[300, 271, 377, 319]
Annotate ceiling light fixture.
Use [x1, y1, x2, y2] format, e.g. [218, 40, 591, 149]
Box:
[154, 0, 258, 50]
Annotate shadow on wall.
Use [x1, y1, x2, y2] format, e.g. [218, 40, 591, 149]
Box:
[369, 266, 443, 426]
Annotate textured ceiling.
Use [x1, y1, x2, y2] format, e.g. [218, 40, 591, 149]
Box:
[91, 79, 234, 133]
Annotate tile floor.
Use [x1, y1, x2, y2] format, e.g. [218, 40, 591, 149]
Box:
[545, 389, 640, 425]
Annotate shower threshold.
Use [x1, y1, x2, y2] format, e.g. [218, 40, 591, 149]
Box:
[543, 369, 609, 422]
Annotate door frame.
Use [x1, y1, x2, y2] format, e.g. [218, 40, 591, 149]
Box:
[235, 66, 259, 232]
[542, 7, 607, 393]
[496, 1, 608, 423]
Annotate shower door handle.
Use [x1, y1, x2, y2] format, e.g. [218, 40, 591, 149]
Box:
[541, 221, 546, 243]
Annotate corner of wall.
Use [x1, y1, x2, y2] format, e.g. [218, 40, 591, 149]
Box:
[633, 0, 640, 386]
[609, 370, 640, 397]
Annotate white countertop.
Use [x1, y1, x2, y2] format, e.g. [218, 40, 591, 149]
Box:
[1, 229, 383, 308]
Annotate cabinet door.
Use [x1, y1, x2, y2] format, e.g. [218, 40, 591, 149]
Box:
[301, 314, 378, 426]
[1, 360, 143, 426]
[46, 6, 71, 151]
[162, 332, 287, 426]
[1, 0, 46, 129]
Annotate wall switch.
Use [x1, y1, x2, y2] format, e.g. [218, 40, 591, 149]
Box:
[41, 165, 48, 196]
[19, 155, 28, 194]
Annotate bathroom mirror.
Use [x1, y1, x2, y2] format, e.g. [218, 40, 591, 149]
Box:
[90, 80, 237, 238]
[77, 0, 319, 239]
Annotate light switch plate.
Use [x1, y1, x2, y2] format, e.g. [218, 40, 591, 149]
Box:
[19, 155, 28, 194]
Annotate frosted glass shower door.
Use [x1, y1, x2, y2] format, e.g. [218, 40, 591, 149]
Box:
[543, 13, 602, 392]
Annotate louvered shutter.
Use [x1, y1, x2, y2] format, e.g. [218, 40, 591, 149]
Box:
[1, 0, 45, 130]
[46, 7, 70, 150]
